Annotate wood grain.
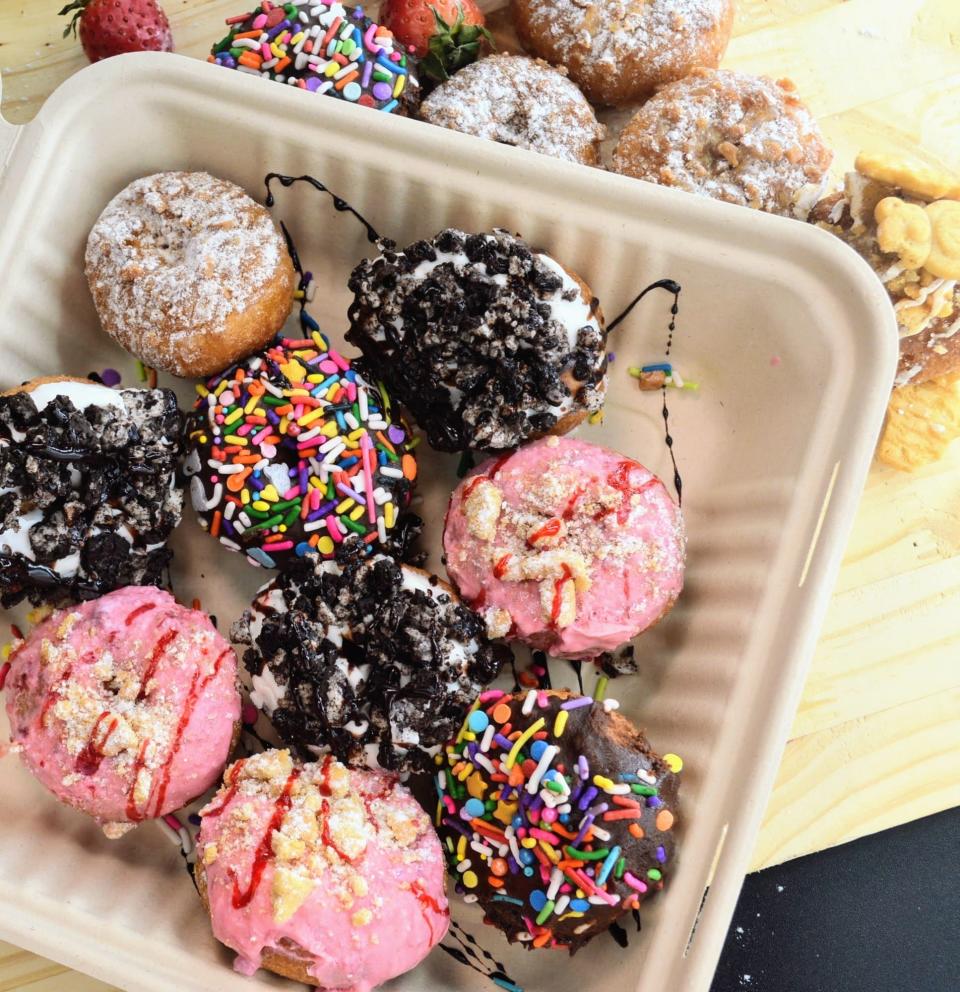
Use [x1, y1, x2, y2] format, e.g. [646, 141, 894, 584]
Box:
[1, 0, 959, 987]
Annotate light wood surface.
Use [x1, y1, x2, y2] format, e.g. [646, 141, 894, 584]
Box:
[2, 0, 959, 988]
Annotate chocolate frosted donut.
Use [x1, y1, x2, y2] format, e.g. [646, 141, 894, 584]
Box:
[186, 332, 416, 570]
[437, 689, 682, 952]
[232, 552, 510, 773]
[347, 229, 607, 452]
[210, 1, 420, 115]
[0, 377, 182, 608]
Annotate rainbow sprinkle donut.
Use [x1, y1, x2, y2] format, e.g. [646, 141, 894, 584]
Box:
[436, 689, 681, 953]
[209, 1, 420, 115]
[185, 332, 416, 569]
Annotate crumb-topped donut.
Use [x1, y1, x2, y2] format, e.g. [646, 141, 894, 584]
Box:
[443, 437, 685, 660]
[613, 69, 833, 219]
[232, 552, 509, 773]
[3, 587, 240, 838]
[347, 229, 607, 453]
[512, 0, 735, 107]
[0, 377, 182, 608]
[810, 153, 960, 386]
[210, 1, 420, 115]
[195, 749, 448, 988]
[86, 172, 295, 378]
[419, 55, 605, 166]
[186, 332, 416, 569]
[437, 689, 681, 952]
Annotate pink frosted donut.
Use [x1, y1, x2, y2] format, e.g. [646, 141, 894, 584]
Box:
[3, 586, 240, 838]
[443, 436, 685, 660]
[195, 749, 448, 990]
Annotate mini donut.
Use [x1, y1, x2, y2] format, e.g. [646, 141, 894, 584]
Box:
[0, 376, 182, 608]
[195, 749, 448, 987]
[347, 229, 607, 453]
[85, 172, 295, 378]
[612, 69, 834, 219]
[232, 551, 510, 773]
[512, 0, 735, 107]
[210, 1, 420, 115]
[810, 155, 960, 386]
[186, 332, 416, 570]
[419, 55, 605, 166]
[437, 689, 682, 952]
[443, 436, 685, 660]
[3, 586, 240, 838]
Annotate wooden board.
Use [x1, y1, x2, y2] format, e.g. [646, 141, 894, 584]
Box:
[1, 0, 959, 988]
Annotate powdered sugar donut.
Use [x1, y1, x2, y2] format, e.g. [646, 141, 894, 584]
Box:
[3, 587, 240, 838]
[443, 437, 685, 660]
[86, 172, 295, 377]
[612, 69, 833, 218]
[195, 748, 448, 988]
[512, 0, 735, 107]
[420, 54, 605, 166]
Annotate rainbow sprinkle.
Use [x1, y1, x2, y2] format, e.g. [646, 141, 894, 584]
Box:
[186, 331, 415, 569]
[209, 1, 418, 113]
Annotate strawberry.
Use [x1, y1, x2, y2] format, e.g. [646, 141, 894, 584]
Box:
[382, 0, 491, 68]
[60, 0, 173, 64]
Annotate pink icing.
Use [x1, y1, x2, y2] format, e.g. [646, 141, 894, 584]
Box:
[443, 437, 685, 659]
[3, 586, 239, 836]
[197, 751, 448, 991]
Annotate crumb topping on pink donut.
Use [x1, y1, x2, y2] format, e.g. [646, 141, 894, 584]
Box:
[4, 586, 239, 837]
[197, 749, 448, 991]
[443, 437, 685, 660]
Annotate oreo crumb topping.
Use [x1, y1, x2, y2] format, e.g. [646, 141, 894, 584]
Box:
[0, 387, 183, 607]
[346, 229, 607, 452]
[233, 551, 511, 774]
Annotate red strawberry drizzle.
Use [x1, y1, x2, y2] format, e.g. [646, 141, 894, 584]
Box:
[318, 753, 335, 796]
[0, 662, 9, 692]
[38, 665, 72, 728]
[561, 485, 586, 520]
[493, 554, 513, 579]
[527, 517, 562, 547]
[125, 738, 151, 821]
[605, 462, 662, 524]
[320, 798, 354, 864]
[460, 451, 515, 506]
[135, 628, 178, 701]
[124, 602, 156, 626]
[231, 767, 302, 909]
[75, 711, 119, 776]
[410, 880, 446, 942]
[549, 565, 574, 628]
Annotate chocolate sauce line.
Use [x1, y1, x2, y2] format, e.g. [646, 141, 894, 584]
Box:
[608, 279, 684, 507]
[264, 173, 386, 247]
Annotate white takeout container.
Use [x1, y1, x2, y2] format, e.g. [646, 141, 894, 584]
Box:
[0, 52, 896, 992]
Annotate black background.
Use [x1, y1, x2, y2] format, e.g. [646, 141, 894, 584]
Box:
[709, 807, 960, 992]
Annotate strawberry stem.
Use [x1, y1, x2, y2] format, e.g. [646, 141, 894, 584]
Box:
[58, 0, 91, 40]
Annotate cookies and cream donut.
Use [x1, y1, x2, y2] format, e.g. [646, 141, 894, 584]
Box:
[612, 69, 833, 219]
[0, 377, 182, 608]
[210, 1, 420, 115]
[512, 0, 735, 107]
[437, 689, 682, 952]
[810, 153, 960, 386]
[419, 55, 605, 166]
[86, 172, 295, 378]
[195, 749, 448, 988]
[232, 552, 509, 773]
[443, 437, 685, 660]
[347, 228, 607, 453]
[186, 333, 416, 570]
[4, 587, 240, 838]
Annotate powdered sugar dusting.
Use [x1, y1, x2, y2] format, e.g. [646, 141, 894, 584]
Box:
[420, 55, 605, 165]
[85, 172, 284, 369]
[613, 69, 833, 217]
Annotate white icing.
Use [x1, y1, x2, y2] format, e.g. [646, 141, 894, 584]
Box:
[537, 253, 600, 349]
[250, 664, 287, 714]
[0, 508, 43, 557]
[26, 380, 124, 414]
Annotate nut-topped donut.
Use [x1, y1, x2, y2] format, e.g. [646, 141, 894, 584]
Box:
[346, 228, 607, 453]
[232, 551, 510, 773]
[437, 689, 682, 952]
[186, 332, 416, 570]
[613, 69, 833, 219]
[420, 55, 605, 166]
[810, 153, 960, 386]
[0, 377, 182, 608]
[210, 1, 420, 115]
[86, 172, 295, 378]
[512, 0, 736, 107]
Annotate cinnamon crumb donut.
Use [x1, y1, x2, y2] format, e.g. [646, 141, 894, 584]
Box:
[511, 0, 736, 107]
[419, 54, 605, 166]
[612, 69, 833, 218]
[86, 172, 296, 378]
